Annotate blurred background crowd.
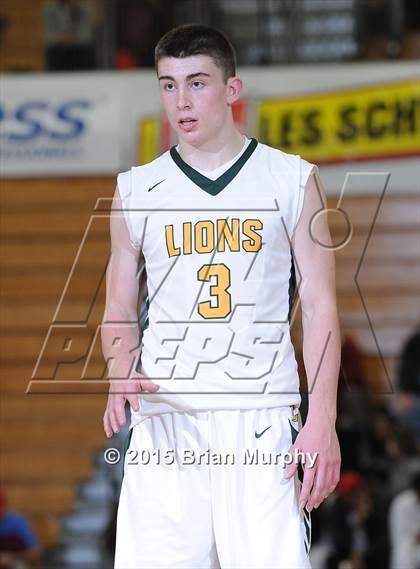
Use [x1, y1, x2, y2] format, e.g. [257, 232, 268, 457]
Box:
[0, 1, 419, 569]
[0, 0, 419, 73]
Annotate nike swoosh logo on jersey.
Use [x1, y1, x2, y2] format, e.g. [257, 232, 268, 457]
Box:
[255, 425, 272, 438]
[148, 179, 166, 192]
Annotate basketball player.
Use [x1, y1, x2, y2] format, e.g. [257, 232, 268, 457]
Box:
[102, 24, 341, 569]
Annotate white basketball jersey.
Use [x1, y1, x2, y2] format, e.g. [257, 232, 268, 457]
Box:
[117, 138, 316, 428]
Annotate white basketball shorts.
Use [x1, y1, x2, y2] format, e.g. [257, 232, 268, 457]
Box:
[114, 406, 312, 569]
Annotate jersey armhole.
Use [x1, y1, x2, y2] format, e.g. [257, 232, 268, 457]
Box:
[292, 158, 319, 239]
[117, 170, 142, 251]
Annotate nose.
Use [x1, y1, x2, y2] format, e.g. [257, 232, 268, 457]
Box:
[176, 88, 191, 110]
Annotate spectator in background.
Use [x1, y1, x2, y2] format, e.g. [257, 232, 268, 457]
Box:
[43, 0, 95, 71]
[358, 403, 419, 500]
[389, 472, 420, 569]
[326, 471, 389, 569]
[0, 14, 8, 49]
[116, 0, 166, 69]
[336, 335, 371, 471]
[396, 326, 420, 448]
[0, 489, 41, 568]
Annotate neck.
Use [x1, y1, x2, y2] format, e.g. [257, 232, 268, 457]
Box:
[177, 121, 246, 172]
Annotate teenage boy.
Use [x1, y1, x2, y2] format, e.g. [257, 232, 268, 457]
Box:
[102, 23, 341, 569]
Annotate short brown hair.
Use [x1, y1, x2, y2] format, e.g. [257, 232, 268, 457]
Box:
[155, 24, 237, 83]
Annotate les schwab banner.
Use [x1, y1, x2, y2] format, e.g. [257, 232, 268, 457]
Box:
[138, 79, 419, 165]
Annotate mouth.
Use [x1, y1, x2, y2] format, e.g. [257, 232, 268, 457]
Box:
[178, 118, 198, 132]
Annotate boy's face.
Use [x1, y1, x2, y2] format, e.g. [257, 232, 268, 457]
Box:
[157, 54, 240, 146]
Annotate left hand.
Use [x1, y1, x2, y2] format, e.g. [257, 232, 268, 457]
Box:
[283, 417, 341, 512]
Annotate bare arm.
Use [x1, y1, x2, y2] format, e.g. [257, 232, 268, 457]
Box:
[295, 169, 341, 425]
[101, 184, 159, 438]
[284, 169, 341, 511]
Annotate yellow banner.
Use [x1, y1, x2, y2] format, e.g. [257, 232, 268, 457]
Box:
[257, 80, 420, 163]
[137, 117, 160, 166]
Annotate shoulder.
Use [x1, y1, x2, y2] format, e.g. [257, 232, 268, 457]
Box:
[117, 150, 173, 200]
[134, 149, 172, 176]
[258, 140, 299, 166]
[392, 488, 416, 506]
[256, 140, 317, 183]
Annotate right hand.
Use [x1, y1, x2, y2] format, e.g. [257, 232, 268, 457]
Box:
[103, 372, 160, 438]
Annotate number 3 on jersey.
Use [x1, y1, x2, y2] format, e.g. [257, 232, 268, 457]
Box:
[197, 263, 231, 319]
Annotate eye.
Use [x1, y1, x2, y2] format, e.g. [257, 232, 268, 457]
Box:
[164, 83, 175, 91]
[191, 80, 204, 89]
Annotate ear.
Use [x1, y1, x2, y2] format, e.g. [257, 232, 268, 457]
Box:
[226, 76, 243, 105]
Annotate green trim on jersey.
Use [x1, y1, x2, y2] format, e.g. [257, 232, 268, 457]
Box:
[289, 418, 311, 554]
[141, 294, 150, 333]
[169, 138, 259, 196]
[303, 513, 311, 554]
[289, 419, 299, 445]
[288, 255, 297, 323]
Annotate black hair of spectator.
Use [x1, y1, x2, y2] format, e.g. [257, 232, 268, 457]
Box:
[413, 471, 420, 494]
[397, 325, 420, 395]
[154, 24, 237, 83]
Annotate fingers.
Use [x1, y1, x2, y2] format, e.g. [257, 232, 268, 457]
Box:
[300, 461, 341, 512]
[103, 375, 160, 438]
[306, 467, 325, 512]
[108, 407, 124, 436]
[103, 397, 127, 438]
[138, 378, 160, 392]
[103, 411, 112, 438]
[103, 408, 119, 438]
[298, 464, 316, 512]
[325, 462, 341, 498]
[126, 394, 140, 412]
[114, 404, 127, 432]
